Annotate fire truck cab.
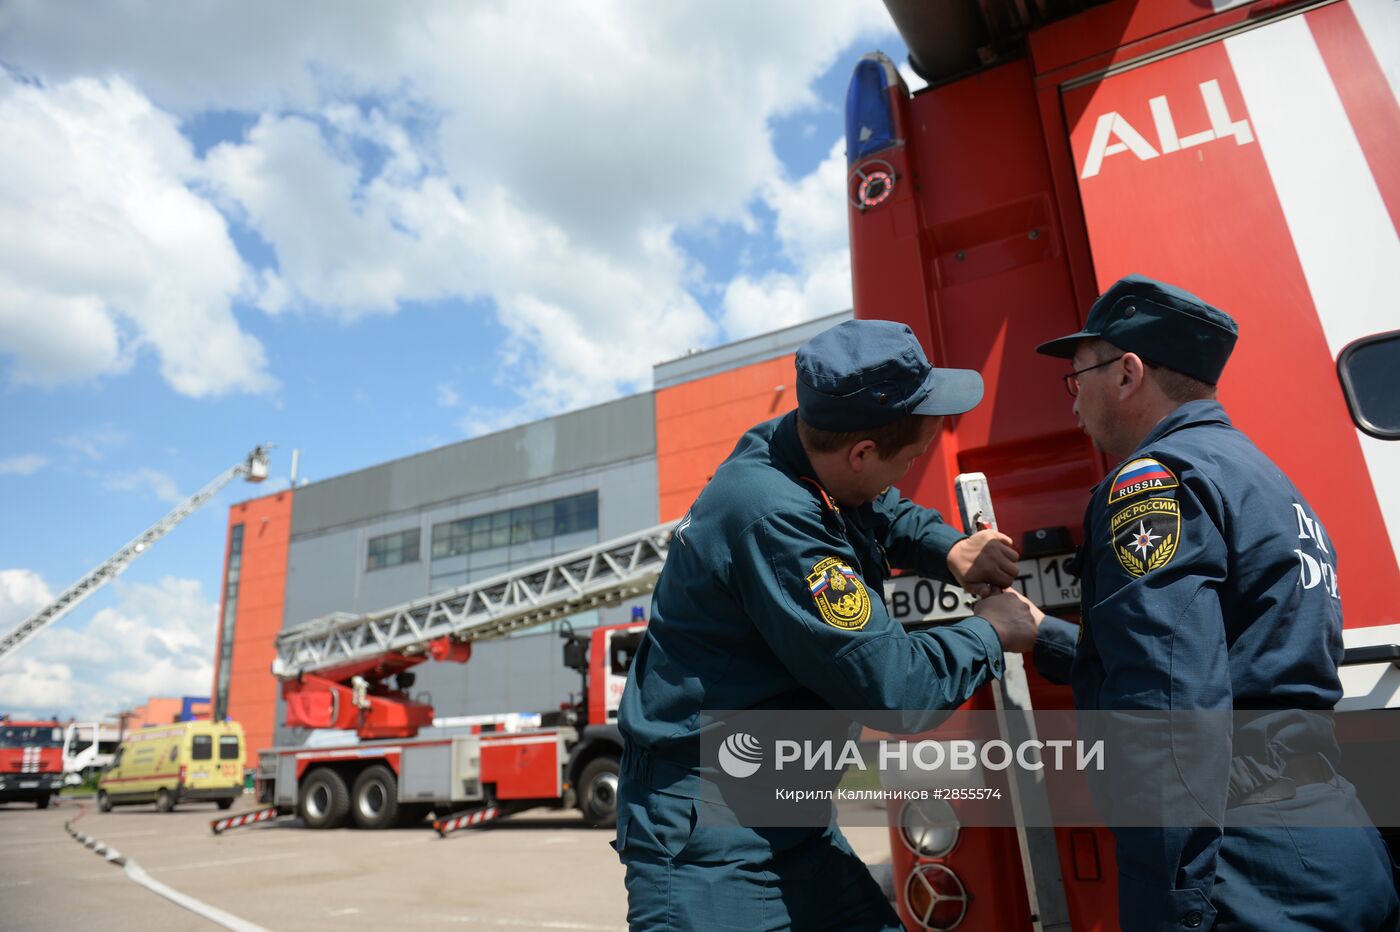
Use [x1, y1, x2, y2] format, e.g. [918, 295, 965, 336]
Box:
[0, 717, 64, 808]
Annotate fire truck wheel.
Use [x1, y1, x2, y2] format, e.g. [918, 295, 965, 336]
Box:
[578, 756, 620, 829]
[350, 765, 400, 830]
[36, 794, 51, 809]
[97, 791, 112, 812]
[299, 768, 350, 829]
[155, 788, 176, 812]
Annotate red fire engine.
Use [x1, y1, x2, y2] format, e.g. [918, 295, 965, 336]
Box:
[846, 0, 1399, 928]
[0, 716, 65, 808]
[252, 525, 672, 832]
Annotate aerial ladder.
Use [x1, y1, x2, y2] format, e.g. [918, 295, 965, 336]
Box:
[271, 521, 678, 739]
[0, 446, 271, 664]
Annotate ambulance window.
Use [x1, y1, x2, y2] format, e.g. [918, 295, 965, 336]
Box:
[1339, 330, 1400, 439]
[169, 746, 178, 762]
[191, 735, 213, 761]
[219, 736, 240, 760]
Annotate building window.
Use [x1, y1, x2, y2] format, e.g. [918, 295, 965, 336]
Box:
[430, 492, 599, 560]
[213, 523, 244, 721]
[428, 492, 601, 595]
[367, 528, 421, 571]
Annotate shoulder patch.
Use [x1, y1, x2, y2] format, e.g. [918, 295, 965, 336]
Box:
[1108, 457, 1179, 505]
[806, 557, 871, 630]
[1110, 497, 1180, 578]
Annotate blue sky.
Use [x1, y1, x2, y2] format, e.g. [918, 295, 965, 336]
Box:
[0, 1, 916, 720]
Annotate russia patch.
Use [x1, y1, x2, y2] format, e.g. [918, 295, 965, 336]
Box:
[805, 557, 871, 630]
[1108, 457, 1178, 505]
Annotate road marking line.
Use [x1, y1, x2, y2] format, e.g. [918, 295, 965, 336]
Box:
[63, 818, 271, 932]
[122, 858, 270, 932]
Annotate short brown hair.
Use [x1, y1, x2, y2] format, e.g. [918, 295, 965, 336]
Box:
[797, 412, 928, 459]
[1088, 339, 1216, 403]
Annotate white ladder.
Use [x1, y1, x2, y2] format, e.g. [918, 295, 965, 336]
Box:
[272, 521, 678, 678]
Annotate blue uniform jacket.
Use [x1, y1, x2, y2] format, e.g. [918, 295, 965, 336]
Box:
[1034, 400, 1354, 929]
[619, 411, 1006, 797]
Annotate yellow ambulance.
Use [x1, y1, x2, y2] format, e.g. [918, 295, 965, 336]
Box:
[97, 720, 245, 812]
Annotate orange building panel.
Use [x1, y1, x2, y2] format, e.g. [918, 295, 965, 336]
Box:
[211, 489, 293, 768]
[655, 355, 799, 522]
[128, 697, 210, 728]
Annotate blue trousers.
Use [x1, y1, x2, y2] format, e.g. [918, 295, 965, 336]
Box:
[1209, 781, 1398, 932]
[1117, 781, 1399, 931]
[615, 788, 901, 931]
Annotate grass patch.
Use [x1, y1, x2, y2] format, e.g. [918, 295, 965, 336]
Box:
[60, 776, 100, 796]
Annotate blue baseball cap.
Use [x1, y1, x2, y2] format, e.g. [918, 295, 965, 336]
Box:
[1036, 274, 1239, 384]
[795, 320, 985, 432]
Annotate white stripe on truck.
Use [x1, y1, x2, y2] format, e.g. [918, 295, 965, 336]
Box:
[1225, 9, 1400, 571]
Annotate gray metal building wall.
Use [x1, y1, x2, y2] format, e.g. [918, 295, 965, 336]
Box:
[275, 394, 658, 746]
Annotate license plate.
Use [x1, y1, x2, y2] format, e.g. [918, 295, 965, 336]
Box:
[884, 554, 1080, 626]
[193, 771, 209, 780]
[19, 781, 38, 789]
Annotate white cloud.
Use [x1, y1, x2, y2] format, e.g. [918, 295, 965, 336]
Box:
[0, 454, 48, 476]
[0, 576, 217, 721]
[721, 138, 854, 338]
[0, 74, 275, 397]
[205, 116, 718, 416]
[0, 1, 897, 420]
[435, 383, 461, 408]
[0, 569, 54, 630]
[103, 467, 183, 505]
[59, 424, 129, 461]
[897, 61, 929, 94]
[0, 2, 411, 116]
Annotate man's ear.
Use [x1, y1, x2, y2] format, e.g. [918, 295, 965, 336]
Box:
[1118, 353, 1148, 399]
[847, 439, 877, 472]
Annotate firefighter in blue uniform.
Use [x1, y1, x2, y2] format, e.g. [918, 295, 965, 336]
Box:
[1030, 274, 1398, 931]
[615, 319, 1042, 930]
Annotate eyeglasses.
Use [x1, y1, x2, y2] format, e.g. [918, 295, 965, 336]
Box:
[1063, 356, 1123, 397]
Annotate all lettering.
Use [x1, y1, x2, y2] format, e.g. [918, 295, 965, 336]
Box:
[1080, 79, 1255, 180]
[1292, 501, 1340, 599]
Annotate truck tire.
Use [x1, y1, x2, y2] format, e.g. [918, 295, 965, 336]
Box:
[36, 794, 51, 809]
[216, 798, 234, 810]
[298, 768, 350, 829]
[155, 788, 176, 812]
[98, 790, 113, 812]
[350, 764, 400, 830]
[578, 756, 620, 829]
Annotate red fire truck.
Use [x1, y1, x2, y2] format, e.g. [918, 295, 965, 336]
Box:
[0, 716, 65, 808]
[254, 526, 671, 831]
[846, 0, 1399, 928]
